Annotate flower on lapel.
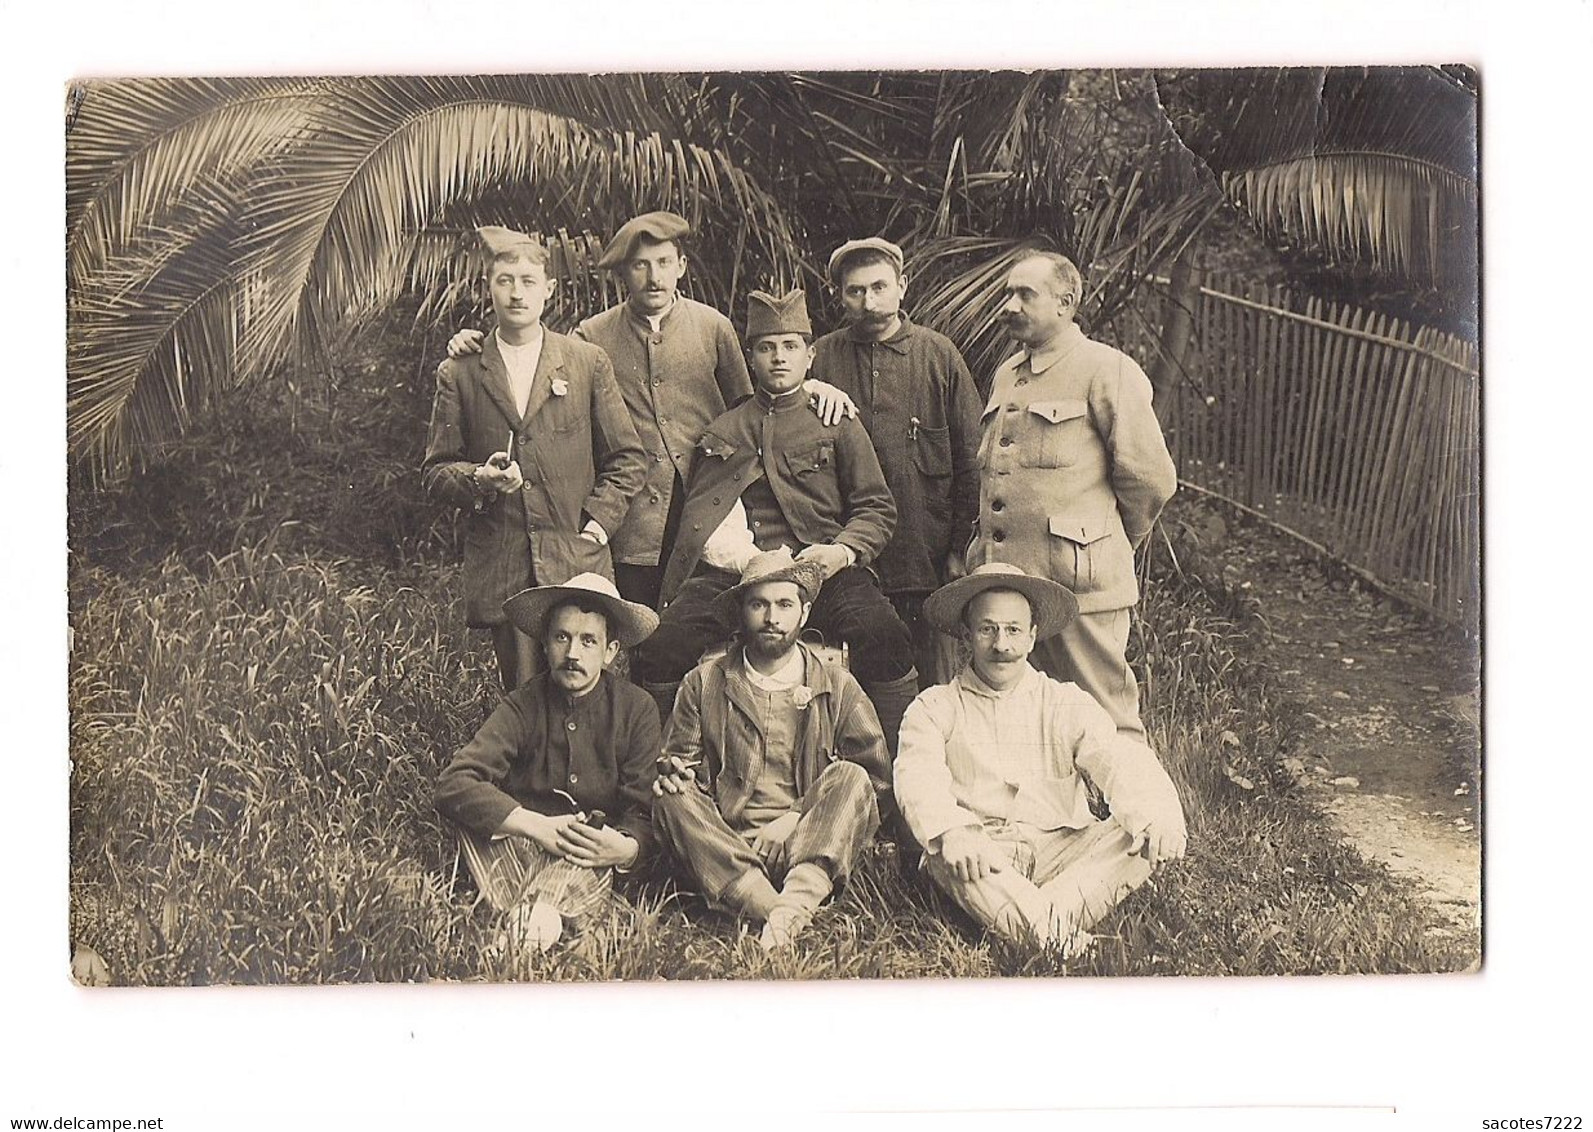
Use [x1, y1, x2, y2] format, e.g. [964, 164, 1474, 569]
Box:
[550, 378, 569, 397]
[791, 686, 814, 710]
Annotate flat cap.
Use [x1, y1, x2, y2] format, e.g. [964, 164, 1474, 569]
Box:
[745, 289, 813, 342]
[827, 237, 904, 284]
[597, 211, 692, 269]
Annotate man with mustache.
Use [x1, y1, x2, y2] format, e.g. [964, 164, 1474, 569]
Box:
[894, 563, 1186, 955]
[652, 549, 890, 949]
[633, 289, 920, 755]
[435, 574, 662, 958]
[422, 226, 646, 691]
[446, 211, 855, 610]
[971, 252, 1177, 737]
[810, 238, 983, 686]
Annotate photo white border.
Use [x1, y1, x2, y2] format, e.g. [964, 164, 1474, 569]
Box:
[13, 1, 1588, 1127]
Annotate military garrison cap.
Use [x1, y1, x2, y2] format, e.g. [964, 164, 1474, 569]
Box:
[477, 225, 542, 260]
[745, 289, 813, 342]
[597, 211, 692, 269]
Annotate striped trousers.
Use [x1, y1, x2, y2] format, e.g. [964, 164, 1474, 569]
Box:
[457, 830, 612, 922]
[655, 760, 880, 906]
[923, 818, 1152, 949]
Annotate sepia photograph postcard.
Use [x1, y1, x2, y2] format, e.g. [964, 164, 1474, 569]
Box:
[65, 65, 1480, 988]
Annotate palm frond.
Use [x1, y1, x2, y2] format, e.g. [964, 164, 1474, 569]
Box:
[66, 78, 322, 285]
[68, 200, 255, 480]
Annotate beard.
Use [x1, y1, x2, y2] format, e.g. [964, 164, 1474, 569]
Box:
[745, 624, 801, 662]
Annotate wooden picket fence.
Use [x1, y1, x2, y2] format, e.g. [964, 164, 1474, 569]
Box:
[1116, 274, 1480, 632]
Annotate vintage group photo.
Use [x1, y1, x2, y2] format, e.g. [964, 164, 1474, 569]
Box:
[65, 67, 1481, 984]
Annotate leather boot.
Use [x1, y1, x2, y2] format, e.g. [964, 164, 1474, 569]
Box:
[864, 667, 919, 757]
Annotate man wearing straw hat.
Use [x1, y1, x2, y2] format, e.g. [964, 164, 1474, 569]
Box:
[973, 251, 1177, 737]
[635, 288, 920, 750]
[434, 573, 662, 956]
[422, 226, 647, 691]
[894, 563, 1187, 955]
[444, 211, 856, 611]
[653, 548, 890, 949]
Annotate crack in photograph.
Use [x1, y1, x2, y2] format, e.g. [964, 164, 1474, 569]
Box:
[65, 67, 1481, 985]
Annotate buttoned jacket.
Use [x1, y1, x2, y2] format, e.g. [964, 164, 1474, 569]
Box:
[577, 298, 752, 567]
[435, 671, 660, 860]
[662, 642, 892, 827]
[894, 664, 1183, 849]
[811, 314, 983, 596]
[422, 331, 647, 626]
[658, 390, 897, 604]
[972, 323, 1177, 613]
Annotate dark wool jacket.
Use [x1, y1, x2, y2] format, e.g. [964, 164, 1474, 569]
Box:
[658, 388, 897, 604]
[811, 313, 983, 596]
[576, 298, 752, 567]
[435, 671, 661, 860]
[422, 331, 647, 627]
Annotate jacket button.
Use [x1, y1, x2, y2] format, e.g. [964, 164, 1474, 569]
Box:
[652, 379, 661, 387]
[1016, 377, 1029, 386]
[651, 335, 662, 344]
[569, 773, 579, 783]
[993, 530, 1006, 543]
[712, 496, 721, 505]
[871, 370, 879, 378]
[567, 721, 578, 732]
[654, 454, 664, 463]
[999, 436, 1013, 447]
[693, 523, 702, 531]
[992, 500, 1004, 512]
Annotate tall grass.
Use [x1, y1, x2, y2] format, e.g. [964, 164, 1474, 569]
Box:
[68, 521, 1473, 984]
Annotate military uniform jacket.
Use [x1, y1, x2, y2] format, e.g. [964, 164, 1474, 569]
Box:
[422, 331, 647, 627]
[811, 314, 983, 596]
[659, 389, 897, 604]
[577, 298, 752, 567]
[972, 322, 1176, 614]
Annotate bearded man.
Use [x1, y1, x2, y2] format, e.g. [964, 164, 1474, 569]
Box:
[652, 549, 890, 949]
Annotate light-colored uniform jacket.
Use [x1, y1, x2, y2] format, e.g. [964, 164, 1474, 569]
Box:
[970, 322, 1176, 614]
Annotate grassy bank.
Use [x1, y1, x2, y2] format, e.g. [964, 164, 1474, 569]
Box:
[68, 527, 1474, 983]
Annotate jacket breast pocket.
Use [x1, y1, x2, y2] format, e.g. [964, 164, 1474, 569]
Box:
[1019, 399, 1090, 469]
[910, 423, 952, 477]
[784, 439, 836, 479]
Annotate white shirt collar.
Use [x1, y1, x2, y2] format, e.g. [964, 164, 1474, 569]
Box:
[744, 647, 805, 691]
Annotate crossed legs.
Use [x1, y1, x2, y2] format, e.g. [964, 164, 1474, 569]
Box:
[923, 818, 1152, 953]
[654, 760, 880, 945]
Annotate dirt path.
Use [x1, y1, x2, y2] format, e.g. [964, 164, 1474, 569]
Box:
[1220, 514, 1482, 946]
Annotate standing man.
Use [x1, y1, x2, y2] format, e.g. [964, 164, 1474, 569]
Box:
[653, 550, 889, 949]
[894, 563, 1186, 956]
[971, 252, 1177, 737]
[423, 226, 647, 690]
[634, 289, 920, 752]
[445, 211, 856, 610]
[435, 574, 662, 957]
[811, 238, 983, 685]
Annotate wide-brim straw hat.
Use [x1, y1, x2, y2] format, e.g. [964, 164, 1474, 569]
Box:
[714, 548, 827, 626]
[924, 563, 1079, 641]
[503, 573, 660, 649]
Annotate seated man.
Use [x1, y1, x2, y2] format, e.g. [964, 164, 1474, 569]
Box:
[653, 549, 890, 949]
[894, 563, 1187, 956]
[634, 288, 919, 749]
[435, 574, 662, 957]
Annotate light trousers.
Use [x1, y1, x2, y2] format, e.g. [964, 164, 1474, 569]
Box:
[924, 817, 1152, 948]
[1032, 607, 1145, 739]
[458, 829, 612, 922]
